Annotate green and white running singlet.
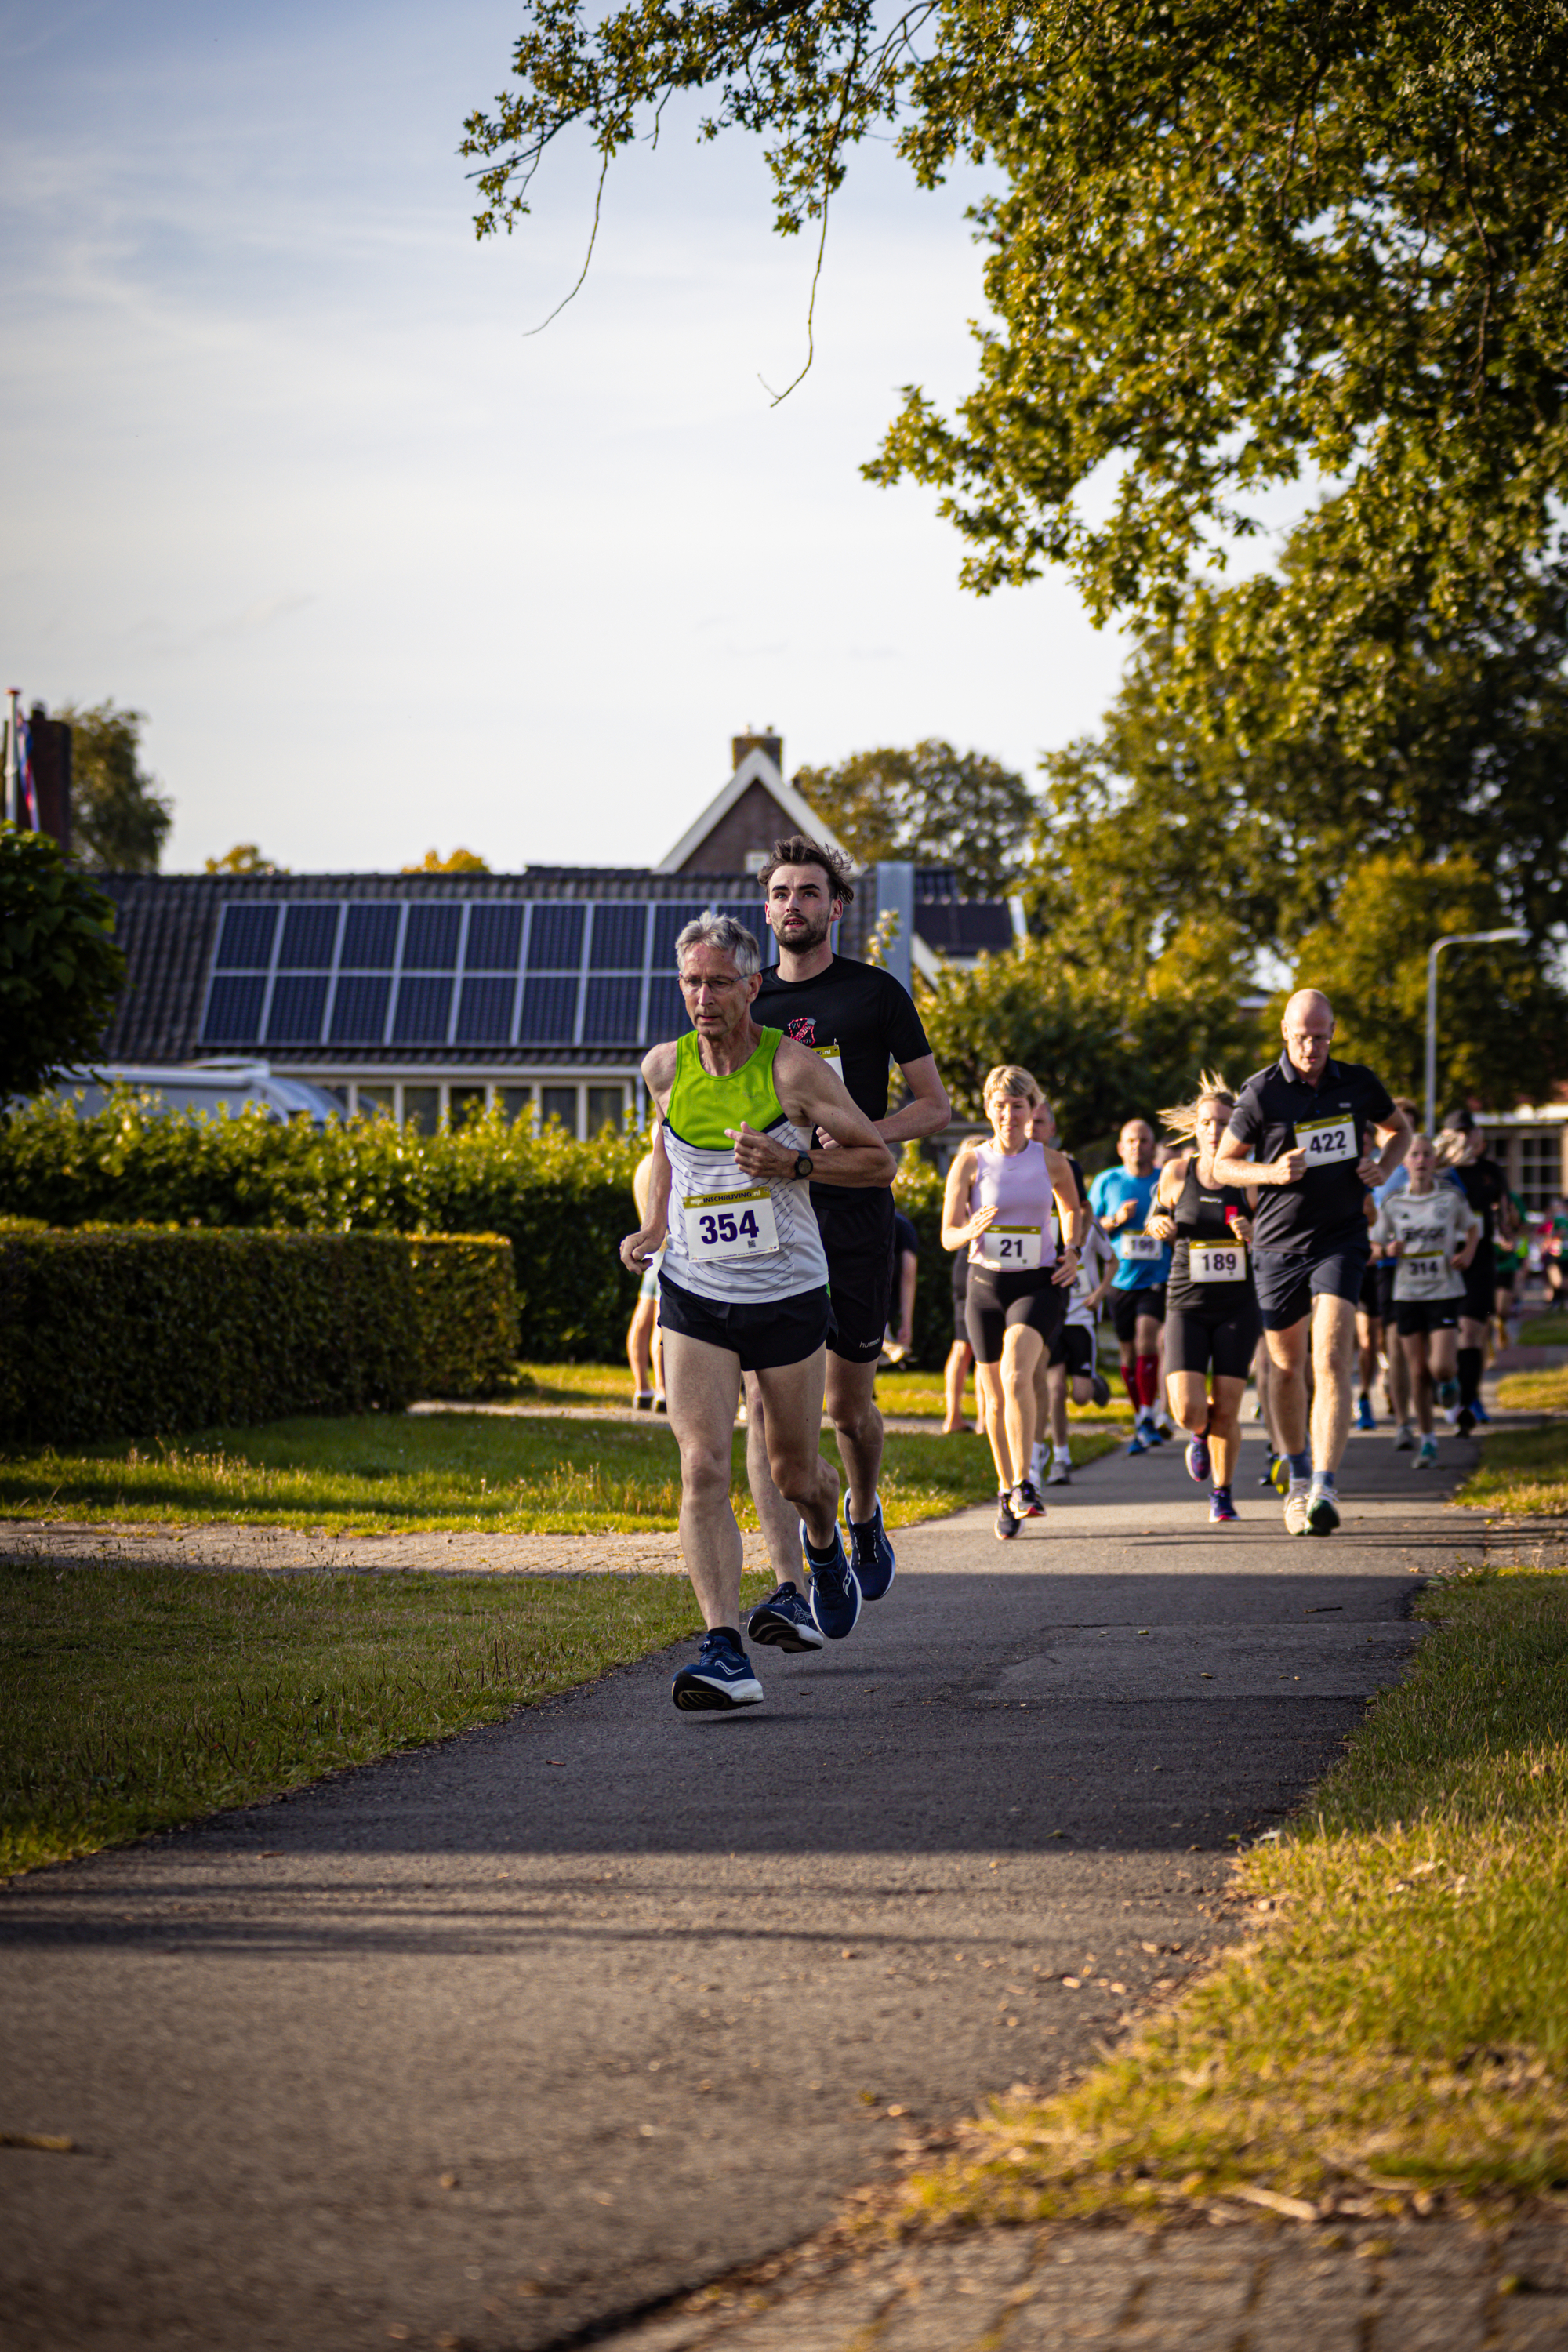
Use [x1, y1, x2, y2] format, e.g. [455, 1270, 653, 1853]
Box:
[661, 1027, 829, 1305]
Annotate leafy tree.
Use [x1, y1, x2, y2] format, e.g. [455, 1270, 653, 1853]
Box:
[464, 4, 1568, 699]
[1286, 853, 1568, 1114]
[0, 824, 127, 1106]
[793, 739, 1033, 893]
[56, 702, 172, 873]
[1031, 538, 1568, 960]
[914, 937, 1262, 1163]
[402, 848, 490, 873]
[205, 844, 289, 876]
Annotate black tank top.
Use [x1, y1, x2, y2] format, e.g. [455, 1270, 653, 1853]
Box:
[1169, 1159, 1250, 1301]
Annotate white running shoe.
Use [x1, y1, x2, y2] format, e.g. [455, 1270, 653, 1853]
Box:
[1284, 1481, 1312, 1536]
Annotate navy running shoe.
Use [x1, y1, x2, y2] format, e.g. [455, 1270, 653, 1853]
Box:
[1185, 1433, 1211, 1484]
[802, 1524, 862, 1640]
[747, 1581, 826, 1653]
[1356, 1395, 1375, 1432]
[1089, 1371, 1112, 1408]
[1209, 1489, 1239, 1524]
[845, 1497, 897, 1602]
[672, 1632, 764, 1711]
[1472, 1398, 1491, 1425]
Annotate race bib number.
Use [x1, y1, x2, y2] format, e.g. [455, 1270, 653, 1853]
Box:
[975, 1223, 1044, 1270]
[1072, 1258, 1098, 1301]
[682, 1186, 780, 1261]
[1296, 1114, 1356, 1167]
[1188, 1240, 1247, 1283]
[811, 1041, 844, 1084]
[1119, 1232, 1163, 1263]
[1403, 1251, 1449, 1292]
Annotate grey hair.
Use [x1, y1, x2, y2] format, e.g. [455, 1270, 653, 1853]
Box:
[674, 911, 762, 978]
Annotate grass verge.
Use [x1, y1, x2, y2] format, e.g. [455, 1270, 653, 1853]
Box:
[506, 1359, 1130, 1428]
[901, 1563, 1568, 2224]
[1520, 1312, 1568, 1346]
[0, 1560, 770, 1875]
[1455, 1381, 1568, 1515]
[0, 1414, 1122, 1534]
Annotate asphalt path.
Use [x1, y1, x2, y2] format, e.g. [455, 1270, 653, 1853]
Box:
[1, 1422, 1483, 2351]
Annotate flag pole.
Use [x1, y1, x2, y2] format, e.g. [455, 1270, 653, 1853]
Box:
[4, 689, 18, 826]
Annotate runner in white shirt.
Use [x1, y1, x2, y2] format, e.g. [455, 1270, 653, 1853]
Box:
[1370, 1133, 1481, 1470]
[1041, 1218, 1116, 1484]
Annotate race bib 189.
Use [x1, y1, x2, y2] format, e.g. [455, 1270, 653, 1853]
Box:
[1188, 1240, 1247, 1283]
[1119, 1232, 1163, 1263]
[1295, 1114, 1356, 1167]
[682, 1186, 781, 1261]
[975, 1223, 1044, 1271]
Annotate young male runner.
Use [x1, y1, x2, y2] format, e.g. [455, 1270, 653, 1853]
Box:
[620, 913, 895, 1708]
[1214, 989, 1412, 1535]
[1371, 1132, 1481, 1468]
[744, 836, 950, 1606]
[1088, 1118, 1171, 1454]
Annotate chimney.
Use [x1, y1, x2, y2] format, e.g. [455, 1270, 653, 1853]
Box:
[28, 702, 72, 858]
[732, 723, 782, 775]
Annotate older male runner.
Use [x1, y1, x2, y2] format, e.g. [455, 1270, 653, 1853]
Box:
[745, 834, 950, 1613]
[620, 913, 895, 1709]
[1214, 989, 1412, 1536]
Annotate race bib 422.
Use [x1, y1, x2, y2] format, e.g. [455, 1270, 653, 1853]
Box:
[1295, 1114, 1357, 1167]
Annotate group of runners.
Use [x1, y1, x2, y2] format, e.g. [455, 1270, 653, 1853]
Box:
[620, 833, 1497, 1713]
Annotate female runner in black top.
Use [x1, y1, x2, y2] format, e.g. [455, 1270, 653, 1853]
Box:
[1146, 1076, 1259, 1523]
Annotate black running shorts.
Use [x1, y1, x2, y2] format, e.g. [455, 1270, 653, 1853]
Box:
[1048, 1322, 1096, 1377]
[658, 1274, 830, 1372]
[1394, 1295, 1461, 1338]
[1253, 1240, 1370, 1331]
[1358, 1257, 1382, 1316]
[814, 1192, 895, 1363]
[1165, 1293, 1262, 1380]
[1109, 1283, 1166, 1345]
[1461, 1240, 1495, 1326]
[965, 1266, 1068, 1366]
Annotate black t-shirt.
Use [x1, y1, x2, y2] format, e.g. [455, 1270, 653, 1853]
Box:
[1227, 1052, 1395, 1255]
[753, 954, 932, 1227]
[1450, 1152, 1506, 1246]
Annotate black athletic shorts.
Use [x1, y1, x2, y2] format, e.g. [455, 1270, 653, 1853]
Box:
[1376, 1258, 1397, 1326]
[1461, 1240, 1495, 1326]
[951, 1250, 970, 1346]
[1394, 1295, 1460, 1338]
[1358, 1258, 1382, 1316]
[1253, 1240, 1370, 1331]
[658, 1274, 830, 1372]
[1109, 1283, 1166, 1345]
[965, 1266, 1068, 1366]
[1165, 1290, 1262, 1381]
[814, 1192, 895, 1363]
[1048, 1322, 1096, 1377]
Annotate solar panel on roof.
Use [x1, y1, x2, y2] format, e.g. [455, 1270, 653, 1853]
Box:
[392, 975, 452, 1042]
[651, 904, 706, 967]
[456, 976, 515, 1043]
[403, 905, 461, 971]
[466, 904, 523, 971]
[329, 974, 390, 1043]
[341, 905, 400, 969]
[588, 903, 645, 971]
[527, 903, 584, 971]
[267, 975, 329, 1044]
[203, 975, 267, 1042]
[642, 975, 688, 1040]
[213, 906, 278, 971]
[519, 975, 578, 1041]
[582, 975, 641, 1043]
[278, 904, 339, 970]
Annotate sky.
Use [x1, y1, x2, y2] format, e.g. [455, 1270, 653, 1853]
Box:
[0, 0, 1146, 874]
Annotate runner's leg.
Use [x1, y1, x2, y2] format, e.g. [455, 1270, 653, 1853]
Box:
[1167, 1368, 1210, 1439]
[826, 1353, 884, 1529]
[943, 1338, 973, 1433]
[1308, 1293, 1358, 1475]
[1403, 1330, 1433, 1434]
[662, 1329, 748, 1629]
[1207, 1374, 1247, 1490]
[753, 1345, 839, 1549]
[1264, 1318, 1310, 1456]
[627, 1295, 656, 1399]
[976, 1359, 1014, 1491]
[741, 1375, 806, 1581]
[999, 1321, 1044, 1482]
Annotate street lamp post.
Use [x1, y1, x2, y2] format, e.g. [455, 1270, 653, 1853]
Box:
[1425, 930, 1528, 1137]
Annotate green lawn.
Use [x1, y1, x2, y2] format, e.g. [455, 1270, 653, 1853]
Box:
[0, 1563, 769, 1876]
[1455, 1370, 1568, 1515]
[0, 1412, 1120, 1535]
[902, 1564, 1568, 2226]
[1520, 1312, 1568, 1346]
[506, 1360, 1134, 1427]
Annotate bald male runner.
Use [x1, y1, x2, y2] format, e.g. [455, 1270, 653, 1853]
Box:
[1214, 989, 1412, 1536]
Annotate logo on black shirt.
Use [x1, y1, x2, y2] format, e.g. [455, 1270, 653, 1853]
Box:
[786, 1018, 819, 1047]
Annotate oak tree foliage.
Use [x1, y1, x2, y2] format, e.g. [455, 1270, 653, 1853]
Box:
[56, 702, 172, 874]
[0, 824, 127, 1105]
[793, 739, 1033, 894]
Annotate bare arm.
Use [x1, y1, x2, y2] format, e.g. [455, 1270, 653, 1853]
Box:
[619, 1119, 672, 1272]
[941, 1143, 990, 1252]
[728, 1039, 895, 1190]
[1454, 1209, 1483, 1272]
[1044, 1146, 1083, 1288]
[1360, 1108, 1414, 1189]
[813, 1051, 950, 1172]
[1147, 1152, 1189, 1242]
[1212, 1127, 1305, 1189]
[895, 1250, 918, 1347]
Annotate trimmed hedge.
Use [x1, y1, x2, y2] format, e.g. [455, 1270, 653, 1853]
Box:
[0, 1094, 641, 1363]
[0, 1226, 517, 1443]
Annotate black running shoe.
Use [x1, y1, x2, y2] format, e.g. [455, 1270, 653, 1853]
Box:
[1088, 1371, 1112, 1408]
[1010, 1478, 1045, 1519]
[672, 1632, 764, 1711]
[995, 1490, 1019, 1541]
[747, 1581, 826, 1653]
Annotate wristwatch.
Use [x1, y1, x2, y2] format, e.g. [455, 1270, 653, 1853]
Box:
[793, 1151, 814, 1181]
